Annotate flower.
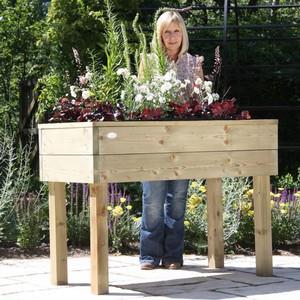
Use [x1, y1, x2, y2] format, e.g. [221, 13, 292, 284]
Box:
[117, 68, 130, 78]
[112, 205, 124, 217]
[120, 197, 126, 203]
[48, 44, 250, 122]
[184, 220, 190, 227]
[190, 181, 199, 188]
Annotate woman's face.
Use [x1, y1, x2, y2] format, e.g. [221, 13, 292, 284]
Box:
[161, 21, 183, 56]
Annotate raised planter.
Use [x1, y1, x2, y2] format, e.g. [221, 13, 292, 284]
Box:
[39, 119, 278, 294]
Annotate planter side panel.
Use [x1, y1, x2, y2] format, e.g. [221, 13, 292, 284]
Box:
[97, 122, 277, 154]
[40, 155, 95, 183]
[96, 150, 278, 183]
[39, 127, 96, 155]
[38, 120, 278, 183]
[39, 126, 97, 183]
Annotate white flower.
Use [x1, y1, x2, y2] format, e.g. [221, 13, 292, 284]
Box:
[195, 77, 203, 85]
[193, 86, 200, 95]
[146, 93, 154, 101]
[212, 93, 220, 101]
[159, 96, 165, 104]
[135, 94, 143, 103]
[79, 75, 88, 86]
[184, 79, 191, 86]
[117, 68, 130, 78]
[70, 86, 77, 98]
[82, 89, 90, 100]
[85, 71, 93, 81]
[161, 82, 172, 93]
[163, 72, 172, 81]
[163, 70, 176, 81]
[139, 84, 150, 94]
[206, 94, 214, 105]
[204, 81, 213, 93]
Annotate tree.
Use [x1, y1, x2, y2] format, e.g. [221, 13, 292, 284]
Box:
[0, 0, 46, 131]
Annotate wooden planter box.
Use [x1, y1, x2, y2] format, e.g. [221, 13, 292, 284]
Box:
[39, 119, 278, 294]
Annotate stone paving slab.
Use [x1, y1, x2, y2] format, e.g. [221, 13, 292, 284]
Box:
[1, 254, 300, 300]
[217, 280, 300, 300]
[116, 278, 248, 296]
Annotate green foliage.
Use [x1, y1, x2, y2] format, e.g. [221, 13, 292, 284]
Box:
[66, 183, 90, 247]
[107, 183, 140, 253]
[64, 182, 141, 252]
[95, 0, 124, 103]
[240, 185, 300, 248]
[16, 188, 48, 249]
[184, 180, 208, 254]
[46, 0, 105, 76]
[184, 177, 251, 254]
[0, 126, 48, 248]
[36, 72, 69, 121]
[1, 0, 300, 253]
[0, 0, 47, 130]
[274, 169, 300, 190]
[0, 128, 28, 244]
[271, 201, 300, 247]
[67, 212, 90, 247]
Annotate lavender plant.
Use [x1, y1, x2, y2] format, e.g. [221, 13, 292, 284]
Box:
[0, 127, 48, 248]
[16, 188, 48, 249]
[67, 183, 90, 247]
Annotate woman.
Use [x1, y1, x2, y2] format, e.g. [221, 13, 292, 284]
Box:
[140, 10, 204, 270]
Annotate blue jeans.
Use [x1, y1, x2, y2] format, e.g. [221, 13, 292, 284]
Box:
[140, 180, 189, 266]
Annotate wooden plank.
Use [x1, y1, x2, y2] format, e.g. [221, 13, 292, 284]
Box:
[39, 155, 94, 183]
[90, 183, 109, 294]
[97, 123, 277, 155]
[48, 182, 68, 285]
[40, 150, 277, 183]
[38, 122, 95, 129]
[38, 119, 278, 129]
[38, 120, 278, 155]
[253, 176, 273, 276]
[39, 127, 94, 155]
[207, 178, 224, 268]
[96, 150, 278, 182]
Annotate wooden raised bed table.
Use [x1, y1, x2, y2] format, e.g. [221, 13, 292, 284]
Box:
[38, 119, 278, 295]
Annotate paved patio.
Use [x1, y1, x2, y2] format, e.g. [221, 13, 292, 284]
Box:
[1, 254, 300, 299]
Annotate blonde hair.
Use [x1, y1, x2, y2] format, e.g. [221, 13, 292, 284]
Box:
[152, 11, 189, 58]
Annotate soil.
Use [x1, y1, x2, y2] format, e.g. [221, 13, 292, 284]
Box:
[1, 243, 300, 260]
[0, 244, 89, 260]
[232, 242, 300, 256]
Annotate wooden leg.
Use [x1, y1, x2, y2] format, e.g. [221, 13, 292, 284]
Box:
[48, 182, 68, 285]
[206, 178, 224, 268]
[253, 176, 273, 276]
[90, 183, 109, 294]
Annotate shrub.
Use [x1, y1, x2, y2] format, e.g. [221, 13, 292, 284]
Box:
[107, 183, 140, 253]
[0, 127, 48, 249]
[184, 177, 251, 254]
[16, 189, 48, 249]
[239, 173, 300, 249]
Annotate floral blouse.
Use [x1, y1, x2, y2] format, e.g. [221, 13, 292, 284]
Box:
[169, 52, 204, 98]
[174, 52, 204, 83]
